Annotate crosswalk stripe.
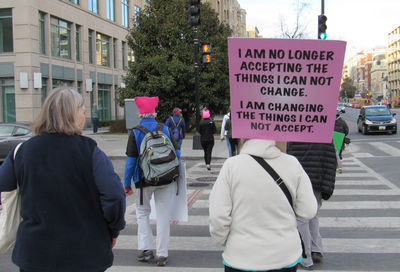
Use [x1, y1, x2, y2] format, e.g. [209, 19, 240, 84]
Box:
[107, 266, 224, 272]
[370, 142, 400, 156]
[115, 235, 400, 254]
[321, 201, 400, 209]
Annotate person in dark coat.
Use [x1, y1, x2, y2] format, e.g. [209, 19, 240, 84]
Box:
[334, 111, 349, 173]
[287, 142, 337, 270]
[198, 109, 217, 170]
[0, 87, 126, 272]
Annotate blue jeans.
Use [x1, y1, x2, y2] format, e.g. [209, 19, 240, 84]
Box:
[226, 136, 232, 157]
[92, 117, 99, 133]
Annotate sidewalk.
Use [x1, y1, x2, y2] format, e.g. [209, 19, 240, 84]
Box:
[83, 129, 229, 160]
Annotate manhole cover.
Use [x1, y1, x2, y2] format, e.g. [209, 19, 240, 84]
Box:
[188, 182, 210, 187]
[196, 177, 217, 182]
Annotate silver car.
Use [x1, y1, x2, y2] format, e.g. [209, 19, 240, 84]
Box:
[0, 123, 33, 163]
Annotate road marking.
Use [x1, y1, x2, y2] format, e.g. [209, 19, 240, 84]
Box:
[372, 142, 400, 156]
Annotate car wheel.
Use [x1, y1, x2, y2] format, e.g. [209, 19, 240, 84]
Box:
[362, 125, 368, 135]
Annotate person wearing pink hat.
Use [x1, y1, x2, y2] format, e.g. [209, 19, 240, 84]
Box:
[165, 107, 186, 149]
[198, 109, 217, 170]
[123, 96, 181, 267]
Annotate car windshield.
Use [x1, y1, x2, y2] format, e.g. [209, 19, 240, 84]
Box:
[337, 103, 344, 107]
[365, 107, 391, 116]
[0, 125, 14, 137]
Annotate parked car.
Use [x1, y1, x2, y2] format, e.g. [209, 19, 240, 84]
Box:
[352, 103, 361, 109]
[337, 102, 346, 113]
[357, 105, 397, 135]
[0, 123, 33, 163]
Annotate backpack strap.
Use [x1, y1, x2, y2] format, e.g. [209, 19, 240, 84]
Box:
[155, 123, 164, 132]
[134, 125, 150, 135]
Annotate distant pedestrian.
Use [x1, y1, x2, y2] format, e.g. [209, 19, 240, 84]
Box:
[220, 109, 232, 157]
[209, 139, 317, 272]
[165, 107, 186, 149]
[123, 96, 181, 266]
[223, 112, 239, 156]
[199, 109, 216, 170]
[92, 103, 99, 133]
[0, 87, 126, 272]
[287, 142, 337, 270]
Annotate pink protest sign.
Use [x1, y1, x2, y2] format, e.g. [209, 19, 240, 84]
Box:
[228, 38, 346, 143]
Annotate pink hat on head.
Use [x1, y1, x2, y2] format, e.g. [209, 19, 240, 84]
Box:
[202, 109, 210, 119]
[174, 108, 182, 114]
[135, 96, 159, 114]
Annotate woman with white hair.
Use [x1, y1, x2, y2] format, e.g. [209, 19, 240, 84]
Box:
[0, 87, 126, 272]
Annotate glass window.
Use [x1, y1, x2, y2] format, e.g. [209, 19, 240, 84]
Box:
[88, 29, 93, 64]
[41, 78, 47, 105]
[98, 84, 111, 120]
[122, 0, 129, 27]
[122, 41, 126, 69]
[39, 12, 46, 55]
[77, 82, 82, 93]
[69, 0, 79, 4]
[14, 127, 30, 136]
[50, 17, 71, 59]
[134, 5, 140, 25]
[0, 125, 14, 136]
[0, 78, 16, 123]
[52, 79, 73, 89]
[76, 25, 80, 61]
[0, 9, 13, 53]
[107, 0, 115, 21]
[128, 47, 134, 63]
[113, 38, 117, 68]
[96, 33, 110, 66]
[88, 0, 99, 13]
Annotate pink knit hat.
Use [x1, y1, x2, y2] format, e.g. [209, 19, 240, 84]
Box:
[174, 108, 182, 114]
[135, 96, 159, 114]
[202, 109, 210, 119]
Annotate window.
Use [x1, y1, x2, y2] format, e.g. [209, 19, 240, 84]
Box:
[50, 17, 71, 59]
[113, 38, 117, 68]
[76, 25, 80, 61]
[69, 0, 79, 4]
[88, 29, 93, 64]
[98, 84, 111, 120]
[134, 5, 140, 25]
[122, 0, 129, 27]
[107, 0, 115, 21]
[41, 78, 47, 105]
[96, 33, 110, 66]
[89, 0, 99, 14]
[128, 47, 134, 63]
[52, 79, 73, 89]
[0, 9, 13, 53]
[0, 78, 15, 123]
[122, 41, 126, 69]
[77, 82, 82, 93]
[39, 12, 46, 54]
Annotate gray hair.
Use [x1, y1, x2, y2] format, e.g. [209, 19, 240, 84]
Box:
[32, 87, 85, 135]
[139, 113, 157, 119]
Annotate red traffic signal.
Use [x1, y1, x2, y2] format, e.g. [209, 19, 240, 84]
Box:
[202, 43, 211, 64]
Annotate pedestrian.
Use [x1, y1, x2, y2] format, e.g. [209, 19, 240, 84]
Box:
[92, 102, 99, 133]
[334, 110, 349, 173]
[287, 142, 337, 270]
[123, 96, 181, 267]
[223, 112, 239, 156]
[198, 109, 216, 170]
[220, 109, 232, 157]
[165, 107, 186, 149]
[209, 139, 317, 272]
[0, 87, 126, 272]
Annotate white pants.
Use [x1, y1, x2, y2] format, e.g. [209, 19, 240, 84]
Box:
[297, 191, 323, 267]
[136, 182, 175, 257]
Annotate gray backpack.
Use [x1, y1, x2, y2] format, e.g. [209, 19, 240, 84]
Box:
[135, 123, 180, 187]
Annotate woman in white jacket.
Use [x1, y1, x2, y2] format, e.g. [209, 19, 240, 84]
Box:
[209, 139, 317, 272]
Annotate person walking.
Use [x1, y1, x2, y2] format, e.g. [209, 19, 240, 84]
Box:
[92, 103, 99, 133]
[198, 109, 216, 170]
[334, 111, 349, 173]
[165, 107, 186, 149]
[209, 139, 317, 272]
[223, 113, 239, 156]
[220, 110, 232, 157]
[0, 87, 126, 272]
[123, 96, 181, 267]
[287, 142, 337, 270]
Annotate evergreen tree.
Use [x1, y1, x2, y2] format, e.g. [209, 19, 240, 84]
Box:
[118, 0, 232, 125]
[340, 76, 357, 99]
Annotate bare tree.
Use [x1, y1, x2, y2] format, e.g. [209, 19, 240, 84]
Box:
[279, 0, 310, 39]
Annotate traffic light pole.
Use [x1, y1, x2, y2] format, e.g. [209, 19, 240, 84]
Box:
[194, 27, 200, 130]
[321, 0, 324, 14]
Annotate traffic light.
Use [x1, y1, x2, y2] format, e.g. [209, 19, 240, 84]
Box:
[202, 43, 211, 64]
[318, 15, 327, 40]
[188, 0, 200, 27]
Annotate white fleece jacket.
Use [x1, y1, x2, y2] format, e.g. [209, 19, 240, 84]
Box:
[209, 139, 317, 271]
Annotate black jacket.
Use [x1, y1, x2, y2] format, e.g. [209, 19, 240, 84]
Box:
[287, 142, 337, 200]
[334, 116, 349, 135]
[199, 118, 216, 142]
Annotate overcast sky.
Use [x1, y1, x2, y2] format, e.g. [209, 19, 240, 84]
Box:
[237, 0, 400, 60]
